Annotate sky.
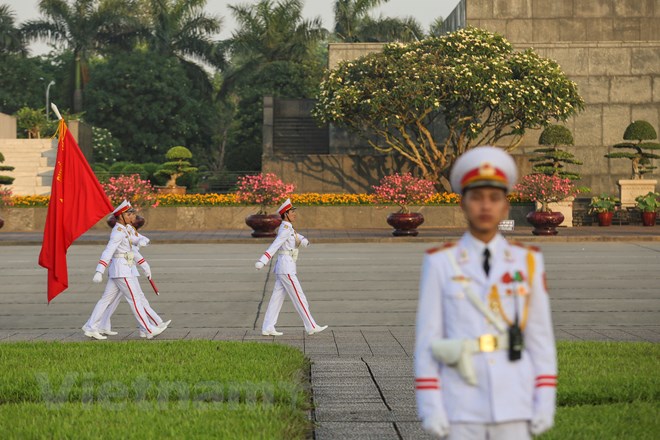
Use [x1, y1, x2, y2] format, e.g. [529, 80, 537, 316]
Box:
[3, 0, 461, 55]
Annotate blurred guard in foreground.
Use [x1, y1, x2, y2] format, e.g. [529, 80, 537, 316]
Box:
[415, 147, 557, 439]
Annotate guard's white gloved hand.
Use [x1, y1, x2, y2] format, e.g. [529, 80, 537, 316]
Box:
[302, 238, 310, 247]
[140, 262, 152, 280]
[255, 261, 265, 270]
[138, 238, 150, 247]
[421, 414, 450, 438]
[530, 413, 554, 435]
[92, 271, 103, 283]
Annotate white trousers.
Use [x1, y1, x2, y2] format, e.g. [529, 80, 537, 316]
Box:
[447, 421, 531, 440]
[83, 277, 160, 335]
[262, 274, 318, 333]
[98, 283, 162, 331]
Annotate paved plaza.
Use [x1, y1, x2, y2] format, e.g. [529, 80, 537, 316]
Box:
[1, 238, 659, 439]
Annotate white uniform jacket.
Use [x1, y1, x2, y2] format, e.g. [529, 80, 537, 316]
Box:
[257, 221, 308, 275]
[414, 232, 557, 425]
[94, 223, 146, 278]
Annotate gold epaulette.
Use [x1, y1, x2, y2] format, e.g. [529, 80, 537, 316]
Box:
[426, 242, 456, 254]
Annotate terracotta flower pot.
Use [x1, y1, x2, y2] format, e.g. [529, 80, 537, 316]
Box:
[597, 211, 613, 227]
[245, 214, 282, 238]
[526, 211, 564, 236]
[641, 211, 656, 227]
[386, 212, 425, 236]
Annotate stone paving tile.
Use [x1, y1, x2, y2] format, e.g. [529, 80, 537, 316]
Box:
[3, 331, 47, 341]
[0, 331, 18, 340]
[184, 329, 220, 340]
[314, 422, 400, 440]
[563, 329, 614, 341]
[619, 328, 660, 342]
[32, 331, 78, 341]
[397, 421, 438, 440]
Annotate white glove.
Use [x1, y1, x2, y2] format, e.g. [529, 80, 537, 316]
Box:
[255, 261, 265, 270]
[530, 413, 554, 435]
[138, 238, 150, 247]
[140, 263, 152, 280]
[422, 414, 450, 438]
[302, 238, 310, 247]
[92, 271, 103, 283]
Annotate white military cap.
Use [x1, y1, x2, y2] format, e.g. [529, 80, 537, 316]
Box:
[449, 146, 518, 194]
[112, 199, 134, 217]
[277, 198, 296, 216]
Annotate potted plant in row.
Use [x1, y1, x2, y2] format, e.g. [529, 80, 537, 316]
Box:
[635, 191, 660, 227]
[588, 194, 619, 227]
[235, 173, 294, 237]
[514, 174, 579, 235]
[372, 173, 436, 236]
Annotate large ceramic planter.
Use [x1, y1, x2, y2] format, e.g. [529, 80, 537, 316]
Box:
[641, 211, 656, 227]
[245, 214, 282, 238]
[526, 211, 564, 236]
[597, 212, 613, 226]
[386, 212, 425, 236]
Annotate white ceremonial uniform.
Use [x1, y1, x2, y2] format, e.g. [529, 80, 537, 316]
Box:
[257, 220, 320, 333]
[414, 232, 557, 439]
[83, 223, 160, 336]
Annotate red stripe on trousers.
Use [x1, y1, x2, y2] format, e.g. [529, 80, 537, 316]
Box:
[416, 385, 440, 390]
[124, 277, 151, 334]
[287, 274, 315, 329]
[415, 378, 439, 383]
[536, 375, 558, 380]
[145, 309, 158, 325]
[536, 383, 557, 388]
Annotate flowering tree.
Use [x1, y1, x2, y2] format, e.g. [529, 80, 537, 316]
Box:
[514, 174, 578, 213]
[372, 173, 436, 213]
[102, 175, 157, 208]
[235, 173, 295, 214]
[313, 27, 584, 191]
[0, 187, 13, 209]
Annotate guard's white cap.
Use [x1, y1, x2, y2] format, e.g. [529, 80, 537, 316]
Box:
[112, 199, 134, 217]
[277, 198, 295, 216]
[449, 146, 518, 194]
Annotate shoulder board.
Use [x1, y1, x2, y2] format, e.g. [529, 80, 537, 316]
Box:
[510, 241, 540, 252]
[283, 224, 289, 229]
[117, 226, 123, 232]
[426, 242, 456, 254]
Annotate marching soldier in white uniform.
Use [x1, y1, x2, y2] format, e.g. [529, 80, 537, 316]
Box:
[415, 147, 557, 439]
[82, 201, 168, 340]
[254, 199, 328, 336]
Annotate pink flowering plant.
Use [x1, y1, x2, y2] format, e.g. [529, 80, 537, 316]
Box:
[0, 187, 13, 209]
[514, 174, 578, 212]
[102, 174, 157, 208]
[235, 173, 295, 214]
[372, 173, 436, 214]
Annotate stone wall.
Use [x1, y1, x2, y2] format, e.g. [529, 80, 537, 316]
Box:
[0, 113, 16, 139]
[0, 205, 535, 232]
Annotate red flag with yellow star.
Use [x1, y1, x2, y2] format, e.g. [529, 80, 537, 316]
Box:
[38, 119, 113, 302]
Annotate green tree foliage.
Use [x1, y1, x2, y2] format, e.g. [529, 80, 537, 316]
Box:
[333, 0, 422, 42]
[0, 152, 15, 186]
[530, 124, 582, 180]
[0, 5, 27, 56]
[155, 146, 197, 187]
[138, 0, 225, 95]
[83, 50, 215, 162]
[605, 120, 660, 180]
[313, 27, 584, 191]
[16, 107, 58, 139]
[22, 0, 143, 112]
[0, 54, 65, 115]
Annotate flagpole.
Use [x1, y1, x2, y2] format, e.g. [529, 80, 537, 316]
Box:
[50, 103, 63, 121]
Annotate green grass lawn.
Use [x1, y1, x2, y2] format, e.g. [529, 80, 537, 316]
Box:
[0, 341, 311, 439]
[541, 341, 660, 439]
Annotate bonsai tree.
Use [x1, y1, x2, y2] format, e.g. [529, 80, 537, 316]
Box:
[155, 146, 198, 188]
[530, 125, 582, 180]
[0, 152, 15, 185]
[605, 120, 660, 179]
